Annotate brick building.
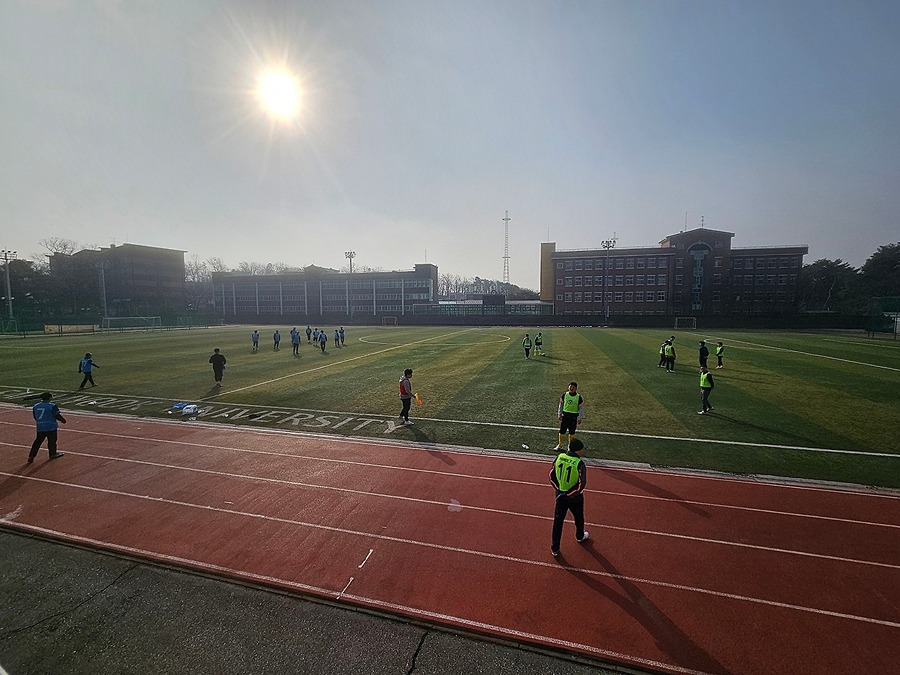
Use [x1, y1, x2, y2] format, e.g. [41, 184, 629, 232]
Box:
[540, 228, 808, 317]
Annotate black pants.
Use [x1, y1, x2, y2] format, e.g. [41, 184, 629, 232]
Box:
[79, 372, 95, 388]
[665, 356, 675, 372]
[293, 343, 299, 355]
[701, 387, 712, 411]
[400, 397, 411, 421]
[29, 430, 59, 460]
[213, 367, 224, 383]
[552, 493, 585, 552]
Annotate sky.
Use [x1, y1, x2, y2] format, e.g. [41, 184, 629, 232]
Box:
[2, 0, 899, 290]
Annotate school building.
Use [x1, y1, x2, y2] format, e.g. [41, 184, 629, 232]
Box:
[540, 227, 808, 317]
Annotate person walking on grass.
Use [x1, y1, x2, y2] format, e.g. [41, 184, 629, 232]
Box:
[523, 333, 533, 359]
[534, 332, 544, 356]
[698, 365, 715, 414]
[398, 368, 414, 426]
[658, 339, 668, 367]
[334, 328, 341, 348]
[28, 392, 66, 463]
[549, 438, 589, 557]
[306, 325, 312, 344]
[698, 340, 709, 368]
[554, 381, 584, 451]
[663, 340, 676, 373]
[318, 329, 328, 353]
[339, 327, 345, 346]
[716, 341, 725, 369]
[78, 352, 99, 389]
[209, 348, 226, 387]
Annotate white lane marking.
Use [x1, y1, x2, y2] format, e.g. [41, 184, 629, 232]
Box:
[0, 522, 711, 675]
[210, 328, 479, 397]
[1, 401, 893, 459]
[2, 495, 897, 631]
[358, 333, 511, 347]
[3, 463, 898, 570]
[337, 577, 354, 600]
[708, 336, 900, 373]
[2, 434, 898, 529]
[358, 549, 374, 569]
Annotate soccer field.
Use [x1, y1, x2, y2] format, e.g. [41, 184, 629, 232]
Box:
[2, 326, 898, 488]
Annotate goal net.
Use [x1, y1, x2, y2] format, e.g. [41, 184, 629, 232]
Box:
[674, 317, 697, 330]
[101, 316, 163, 332]
[381, 316, 398, 326]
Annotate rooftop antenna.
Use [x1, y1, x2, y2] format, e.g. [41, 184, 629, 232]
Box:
[684, 212, 687, 233]
[700, 215, 705, 229]
[502, 210, 511, 284]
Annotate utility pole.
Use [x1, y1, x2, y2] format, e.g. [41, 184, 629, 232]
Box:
[501, 211, 511, 284]
[1, 249, 16, 320]
[601, 233, 617, 323]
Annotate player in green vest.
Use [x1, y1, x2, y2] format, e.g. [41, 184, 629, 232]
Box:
[698, 365, 715, 414]
[663, 340, 676, 373]
[715, 341, 725, 369]
[554, 382, 584, 451]
[549, 437, 590, 557]
[522, 334, 533, 359]
[534, 332, 544, 356]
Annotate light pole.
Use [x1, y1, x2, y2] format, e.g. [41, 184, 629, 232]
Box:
[600, 234, 617, 322]
[345, 251, 356, 274]
[1, 249, 16, 320]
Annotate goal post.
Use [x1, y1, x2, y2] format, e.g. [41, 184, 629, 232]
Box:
[101, 316, 163, 332]
[381, 316, 398, 326]
[674, 316, 697, 330]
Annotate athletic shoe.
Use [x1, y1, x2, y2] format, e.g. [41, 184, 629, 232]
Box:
[698, 411, 706, 415]
[403, 420, 414, 426]
[49, 453, 65, 460]
[26, 457, 34, 464]
[552, 444, 562, 451]
[577, 531, 590, 543]
[551, 549, 559, 557]
[707, 406, 715, 411]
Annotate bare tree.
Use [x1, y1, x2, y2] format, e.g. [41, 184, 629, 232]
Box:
[206, 257, 229, 273]
[184, 255, 210, 283]
[39, 237, 79, 255]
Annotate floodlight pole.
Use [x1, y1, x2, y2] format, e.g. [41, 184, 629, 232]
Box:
[601, 234, 617, 322]
[345, 251, 356, 274]
[1, 250, 16, 320]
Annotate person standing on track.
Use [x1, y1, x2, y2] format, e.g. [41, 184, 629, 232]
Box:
[715, 341, 725, 369]
[554, 381, 584, 451]
[549, 437, 589, 557]
[209, 348, 226, 387]
[78, 352, 99, 389]
[28, 392, 66, 463]
[398, 368, 414, 426]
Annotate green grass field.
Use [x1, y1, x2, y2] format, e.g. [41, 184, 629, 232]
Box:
[2, 326, 899, 488]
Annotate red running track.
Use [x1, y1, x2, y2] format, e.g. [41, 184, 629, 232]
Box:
[1, 406, 898, 674]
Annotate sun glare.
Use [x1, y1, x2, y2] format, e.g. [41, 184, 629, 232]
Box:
[258, 70, 300, 119]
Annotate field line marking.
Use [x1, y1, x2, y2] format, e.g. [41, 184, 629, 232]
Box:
[0, 523, 707, 675]
[709, 336, 900, 372]
[3, 477, 898, 629]
[0, 399, 892, 459]
[208, 327, 479, 398]
[5, 451, 897, 567]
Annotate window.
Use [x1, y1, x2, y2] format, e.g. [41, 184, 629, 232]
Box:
[615, 275, 624, 286]
[768, 259, 777, 269]
[675, 258, 683, 269]
[658, 258, 668, 268]
[647, 258, 658, 269]
[756, 275, 765, 285]
[789, 274, 797, 284]
[574, 292, 582, 302]
[713, 274, 722, 285]
[635, 291, 644, 302]
[732, 275, 741, 285]
[595, 275, 603, 286]
[556, 262, 563, 269]
[574, 260, 583, 270]
[584, 259, 593, 270]
[744, 276, 753, 286]
[657, 291, 667, 302]
[714, 257, 723, 268]
[605, 292, 613, 303]
[733, 259, 743, 269]
[636, 258, 645, 269]
[556, 294, 563, 301]
[674, 290, 683, 301]
[767, 275, 776, 285]
[614, 291, 623, 302]
[564, 292, 572, 302]
[713, 291, 721, 301]
[636, 274, 645, 285]
[657, 274, 666, 285]
[575, 276, 583, 287]
[626, 258, 635, 269]
[556, 278, 563, 286]
[745, 258, 754, 270]
[778, 275, 787, 285]
[565, 260, 574, 271]
[791, 257, 800, 268]
[584, 276, 592, 286]
[606, 275, 613, 287]
[625, 275, 634, 286]
[584, 292, 593, 302]
[615, 258, 624, 269]
[564, 277, 573, 287]
[624, 292, 633, 302]
[675, 274, 683, 286]
[779, 258, 789, 268]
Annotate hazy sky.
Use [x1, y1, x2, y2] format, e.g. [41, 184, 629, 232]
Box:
[2, 1, 898, 289]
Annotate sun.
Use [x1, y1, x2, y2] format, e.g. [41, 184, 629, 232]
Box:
[258, 70, 300, 120]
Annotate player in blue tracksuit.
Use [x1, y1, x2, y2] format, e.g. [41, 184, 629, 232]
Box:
[79, 352, 99, 389]
[28, 392, 67, 462]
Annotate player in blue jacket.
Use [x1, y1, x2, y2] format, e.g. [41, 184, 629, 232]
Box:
[28, 392, 67, 463]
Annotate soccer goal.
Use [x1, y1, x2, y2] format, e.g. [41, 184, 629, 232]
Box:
[674, 316, 697, 330]
[101, 316, 163, 332]
[381, 316, 398, 326]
